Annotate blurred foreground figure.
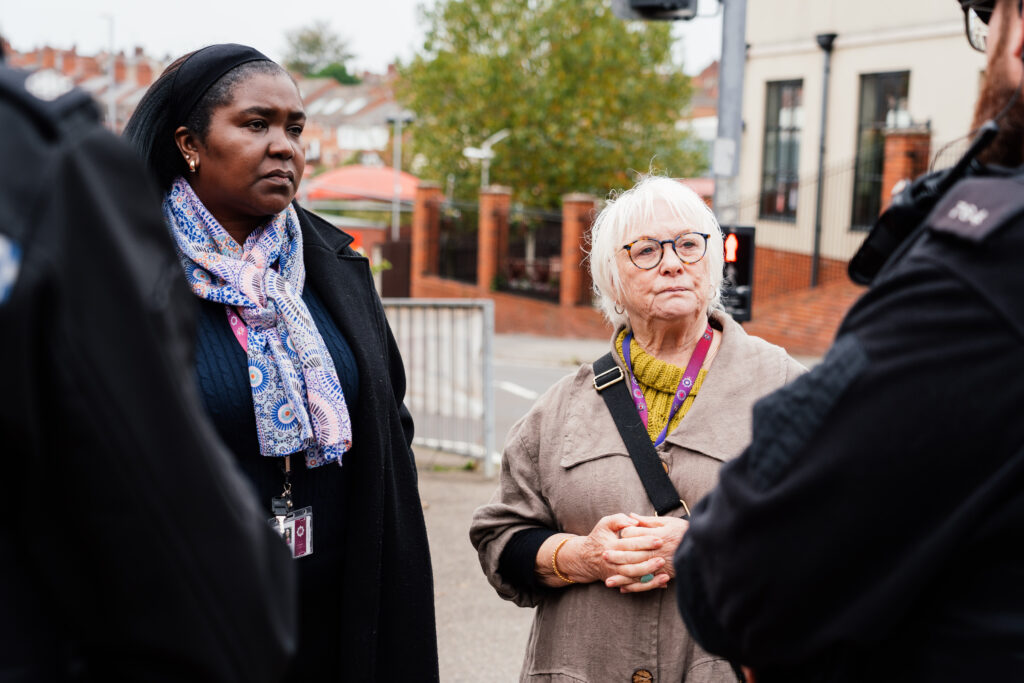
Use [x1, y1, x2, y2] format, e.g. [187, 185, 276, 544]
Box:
[675, 1, 1024, 681]
[0, 63, 295, 681]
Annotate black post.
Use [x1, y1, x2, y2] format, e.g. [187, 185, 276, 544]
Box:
[811, 32, 837, 288]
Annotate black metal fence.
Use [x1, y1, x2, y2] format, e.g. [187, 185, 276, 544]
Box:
[501, 206, 563, 302]
[438, 200, 479, 285]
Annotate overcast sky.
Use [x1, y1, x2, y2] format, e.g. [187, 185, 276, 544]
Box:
[2, 0, 721, 76]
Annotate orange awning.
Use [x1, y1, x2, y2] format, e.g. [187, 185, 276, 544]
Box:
[304, 164, 420, 202]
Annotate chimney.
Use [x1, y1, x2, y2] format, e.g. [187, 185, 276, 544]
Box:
[61, 47, 78, 77]
[81, 56, 102, 79]
[114, 51, 127, 84]
[136, 60, 153, 86]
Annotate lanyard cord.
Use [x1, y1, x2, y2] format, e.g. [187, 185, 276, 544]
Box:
[621, 324, 714, 447]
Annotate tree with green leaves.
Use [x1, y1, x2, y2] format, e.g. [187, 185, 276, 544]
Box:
[397, 0, 705, 208]
[284, 20, 360, 84]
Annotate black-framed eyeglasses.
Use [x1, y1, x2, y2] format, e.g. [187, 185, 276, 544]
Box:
[621, 232, 710, 269]
[961, 0, 1023, 53]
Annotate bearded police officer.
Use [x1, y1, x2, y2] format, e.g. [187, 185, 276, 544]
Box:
[674, 1, 1024, 681]
[0, 58, 296, 680]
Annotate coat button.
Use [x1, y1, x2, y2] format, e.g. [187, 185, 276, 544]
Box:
[661, 460, 669, 473]
[632, 669, 653, 683]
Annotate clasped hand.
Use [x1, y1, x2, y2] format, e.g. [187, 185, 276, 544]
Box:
[583, 513, 689, 594]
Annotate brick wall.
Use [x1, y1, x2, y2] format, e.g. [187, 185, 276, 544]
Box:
[414, 275, 612, 338]
[412, 268, 862, 354]
[753, 246, 848, 300]
[407, 182, 871, 351]
[744, 277, 866, 357]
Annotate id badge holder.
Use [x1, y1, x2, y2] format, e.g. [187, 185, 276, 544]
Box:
[268, 506, 314, 559]
[267, 456, 314, 559]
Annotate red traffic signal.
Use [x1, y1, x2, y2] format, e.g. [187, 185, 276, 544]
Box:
[720, 226, 755, 322]
[725, 233, 739, 263]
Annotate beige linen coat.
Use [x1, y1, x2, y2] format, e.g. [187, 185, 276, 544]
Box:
[471, 312, 806, 683]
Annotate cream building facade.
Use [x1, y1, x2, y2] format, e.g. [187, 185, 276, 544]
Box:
[736, 1, 986, 283]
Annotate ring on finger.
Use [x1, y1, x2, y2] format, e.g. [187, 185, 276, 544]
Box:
[640, 573, 655, 583]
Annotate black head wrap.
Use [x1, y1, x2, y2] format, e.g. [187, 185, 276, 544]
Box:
[169, 43, 270, 126]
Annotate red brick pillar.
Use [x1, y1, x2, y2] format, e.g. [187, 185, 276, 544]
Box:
[477, 186, 511, 291]
[560, 193, 596, 307]
[426, 197, 441, 278]
[411, 182, 442, 296]
[881, 127, 931, 212]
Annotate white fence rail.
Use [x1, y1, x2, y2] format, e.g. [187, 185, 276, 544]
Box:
[382, 298, 497, 477]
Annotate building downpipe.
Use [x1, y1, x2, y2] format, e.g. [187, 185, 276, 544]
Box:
[811, 32, 837, 288]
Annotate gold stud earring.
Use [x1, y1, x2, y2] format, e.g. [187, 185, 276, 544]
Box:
[188, 157, 197, 173]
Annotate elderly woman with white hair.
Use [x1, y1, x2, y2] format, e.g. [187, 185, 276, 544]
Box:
[470, 175, 805, 682]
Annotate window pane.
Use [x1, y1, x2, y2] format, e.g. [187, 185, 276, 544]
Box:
[760, 79, 803, 220]
[851, 71, 910, 229]
[763, 131, 778, 174]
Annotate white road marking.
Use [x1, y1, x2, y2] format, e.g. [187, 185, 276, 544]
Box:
[498, 381, 539, 401]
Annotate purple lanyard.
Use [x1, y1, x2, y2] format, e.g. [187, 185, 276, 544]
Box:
[622, 323, 713, 447]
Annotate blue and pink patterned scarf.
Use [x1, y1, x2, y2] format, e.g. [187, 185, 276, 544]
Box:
[163, 176, 352, 467]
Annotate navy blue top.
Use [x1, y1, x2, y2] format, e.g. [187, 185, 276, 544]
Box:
[193, 285, 358, 681]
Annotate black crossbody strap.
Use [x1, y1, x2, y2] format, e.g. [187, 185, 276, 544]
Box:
[593, 352, 688, 518]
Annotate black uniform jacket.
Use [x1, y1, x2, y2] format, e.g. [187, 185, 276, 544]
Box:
[293, 206, 440, 681]
[0, 67, 296, 680]
[675, 172, 1024, 682]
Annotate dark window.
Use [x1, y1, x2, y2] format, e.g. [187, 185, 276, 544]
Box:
[759, 80, 803, 221]
[851, 71, 910, 230]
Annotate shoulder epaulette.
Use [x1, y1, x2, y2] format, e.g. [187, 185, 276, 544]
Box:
[929, 176, 1024, 243]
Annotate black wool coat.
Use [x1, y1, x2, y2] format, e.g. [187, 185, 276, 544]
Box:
[295, 205, 440, 681]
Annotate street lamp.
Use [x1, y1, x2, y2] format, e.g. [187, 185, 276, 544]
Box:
[101, 14, 115, 129]
[387, 111, 415, 241]
[462, 129, 510, 189]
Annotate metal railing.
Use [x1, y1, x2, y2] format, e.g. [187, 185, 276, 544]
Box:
[382, 298, 497, 477]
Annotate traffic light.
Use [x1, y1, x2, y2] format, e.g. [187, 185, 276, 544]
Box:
[720, 225, 755, 322]
[610, 0, 698, 21]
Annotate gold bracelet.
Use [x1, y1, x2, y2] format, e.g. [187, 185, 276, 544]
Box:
[551, 536, 576, 584]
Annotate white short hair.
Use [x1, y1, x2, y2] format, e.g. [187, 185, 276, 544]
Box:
[588, 175, 724, 329]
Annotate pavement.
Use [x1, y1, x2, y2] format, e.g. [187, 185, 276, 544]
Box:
[416, 448, 533, 683]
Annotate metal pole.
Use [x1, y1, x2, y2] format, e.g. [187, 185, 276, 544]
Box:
[811, 33, 837, 288]
[390, 117, 403, 241]
[711, 0, 747, 225]
[104, 15, 116, 130]
[481, 157, 490, 189]
[481, 299, 496, 478]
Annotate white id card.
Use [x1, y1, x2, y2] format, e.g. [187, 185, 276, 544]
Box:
[268, 506, 313, 559]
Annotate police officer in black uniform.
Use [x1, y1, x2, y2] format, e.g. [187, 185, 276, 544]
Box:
[674, 1, 1024, 681]
[0, 54, 296, 680]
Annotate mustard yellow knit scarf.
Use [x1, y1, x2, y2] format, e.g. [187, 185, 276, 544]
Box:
[615, 329, 708, 443]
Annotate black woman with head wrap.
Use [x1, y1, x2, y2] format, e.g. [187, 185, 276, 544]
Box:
[125, 44, 438, 682]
